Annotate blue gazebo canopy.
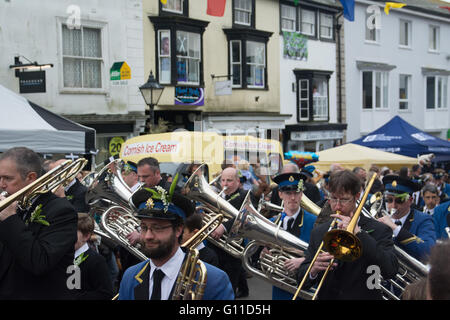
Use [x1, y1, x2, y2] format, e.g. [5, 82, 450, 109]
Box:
[352, 116, 450, 162]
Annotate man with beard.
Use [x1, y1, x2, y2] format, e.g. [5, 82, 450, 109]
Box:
[117, 188, 234, 300]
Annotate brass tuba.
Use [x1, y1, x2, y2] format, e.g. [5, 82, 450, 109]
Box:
[85, 158, 143, 258]
[229, 192, 315, 299]
[172, 214, 224, 300]
[0, 158, 87, 211]
[181, 169, 245, 258]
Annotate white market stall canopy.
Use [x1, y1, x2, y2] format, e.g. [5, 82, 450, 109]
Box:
[314, 143, 418, 172]
[0, 84, 96, 155]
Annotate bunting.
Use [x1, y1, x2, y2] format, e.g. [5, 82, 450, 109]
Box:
[384, 2, 406, 15]
[338, 0, 355, 21]
[160, 0, 167, 4]
[207, 0, 226, 17]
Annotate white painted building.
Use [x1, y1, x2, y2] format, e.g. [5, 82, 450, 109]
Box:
[344, 0, 450, 142]
[278, 0, 347, 153]
[0, 0, 146, 163]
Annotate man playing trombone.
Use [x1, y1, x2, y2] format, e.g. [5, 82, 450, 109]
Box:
[0, 147, 78, 299]
[296, 170, 398, 300]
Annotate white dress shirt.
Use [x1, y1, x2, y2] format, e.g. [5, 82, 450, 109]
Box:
[148, 247, 185, 300]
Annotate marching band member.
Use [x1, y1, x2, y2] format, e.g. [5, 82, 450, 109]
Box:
[296, 170, 398, 300]
[378, 175, 436, 262]
[268, 172, 316, 300]
[431, 201, 450, 240]
[0, 147, 78, 299]
[118, 187, 234, 300]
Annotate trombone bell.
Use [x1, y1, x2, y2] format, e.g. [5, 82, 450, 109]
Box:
[323, 229, 362, 262]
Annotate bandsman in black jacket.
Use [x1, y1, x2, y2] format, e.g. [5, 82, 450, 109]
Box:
[73, 213, 113, 300]
[0, 147, 78, 299]
[296, 170, 398, 300]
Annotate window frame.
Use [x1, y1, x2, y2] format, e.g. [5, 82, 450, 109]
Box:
[365, 12, 380, 43]
[159, 0, 188, 17]
[232, 0, 255, 28]
[224, 28, 272, 90]
[399, 74, 411, 111]
[294, 69, 332, 122]
[399, 19, 412, 49]
[150, 16, 208, 88]
[362, 70, 390, 110]
[428, 25, 440, 53]
[426, 75, 448, 110]
[57, 17, 107, 94]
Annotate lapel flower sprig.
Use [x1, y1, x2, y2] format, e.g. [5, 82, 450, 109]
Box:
[26, 204, 50, 226]
[74, 252, 89, 267]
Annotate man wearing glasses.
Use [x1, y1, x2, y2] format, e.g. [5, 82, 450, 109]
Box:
[377, 175, 436, 263]
[296, 170, 398, 300]
[117, 188, 234, 300]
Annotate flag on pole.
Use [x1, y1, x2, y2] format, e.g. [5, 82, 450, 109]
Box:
[338, 0, 355, 21]
[207, 0, 226, 17]
[384, 2, 406, 15]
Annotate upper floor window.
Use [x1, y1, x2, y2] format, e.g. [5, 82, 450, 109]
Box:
[224, 28, 272, 90]
[399, 74, 411, 110]
[294, 70, 332, 122]
[301, 9, 316, 36]
[399, 20, 411, 48]
[426, 76, 448, 109]
[362, 70, 389, 109]
[62, 24, 103, 89]
[429, 25, 440, 52]
[281, 4, 296, 32]
[365, 12, 379, 43]
[280, 4, 335, 41]
[161, 0, 186, 15]
[151, 16, 208, 87]
[234, 0, 254, 27]
[320, 13, 333, 40]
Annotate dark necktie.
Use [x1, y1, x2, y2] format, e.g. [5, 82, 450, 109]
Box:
[151, 269, 165, 300]
[395, 220, 402, 226]
[287, 217, 295, 232]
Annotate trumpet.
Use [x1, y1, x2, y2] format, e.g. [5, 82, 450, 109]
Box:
[0, 158, 87, 212]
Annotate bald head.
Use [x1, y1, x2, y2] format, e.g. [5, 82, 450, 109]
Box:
[220, 167, 240, 195]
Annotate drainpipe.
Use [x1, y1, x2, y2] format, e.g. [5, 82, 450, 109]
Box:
[336, 11, 343, 124]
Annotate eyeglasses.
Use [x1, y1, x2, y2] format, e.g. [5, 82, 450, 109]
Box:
[140, 224, 172, 234]
[329, 197, 354, 205]
[384, 197, 407, 204]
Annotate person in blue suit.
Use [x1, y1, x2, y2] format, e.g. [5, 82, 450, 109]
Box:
[117, 187, 234, 300]
[432, 201, 450, 240]
[267, 172, 316, 300]
[378, 175, 436, 263]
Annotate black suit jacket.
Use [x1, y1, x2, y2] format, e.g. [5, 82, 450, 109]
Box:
[74, 248, 114, 300]
[296, 215, 398, 300]
[0, 192, 78, 299]
[66, 179, 89, 212]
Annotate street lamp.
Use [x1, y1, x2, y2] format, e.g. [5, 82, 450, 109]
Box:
[139, 71, 165, 133]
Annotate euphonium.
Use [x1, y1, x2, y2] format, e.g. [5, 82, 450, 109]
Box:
[172, 214, 224, 300]
[100, 205, 147, 261]
[0, 158, 87, 212]
[359, 199, 429, 300]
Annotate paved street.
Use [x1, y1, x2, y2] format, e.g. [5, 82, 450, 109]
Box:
[236, 274, 272, 300]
